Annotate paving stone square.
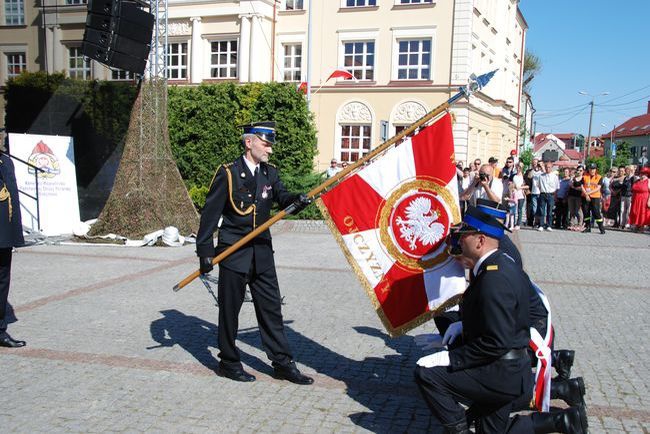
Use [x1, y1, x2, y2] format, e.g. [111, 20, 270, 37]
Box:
[1, 222, 648, 432]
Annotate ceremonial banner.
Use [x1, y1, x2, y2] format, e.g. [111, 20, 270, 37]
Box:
[317, 114, 465, 336]
[9, 133, 80, 236]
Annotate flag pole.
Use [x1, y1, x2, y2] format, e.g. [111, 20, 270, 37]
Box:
[172, 70, 497, 292]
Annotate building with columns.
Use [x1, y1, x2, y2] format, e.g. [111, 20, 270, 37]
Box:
[0, 0, 527, 171]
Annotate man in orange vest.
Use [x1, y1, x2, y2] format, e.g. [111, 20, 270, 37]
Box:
[582, 163, 606, 234]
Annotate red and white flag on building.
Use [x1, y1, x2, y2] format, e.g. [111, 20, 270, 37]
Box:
[317, 114, 465, 336]
[327, 69, 355, 81]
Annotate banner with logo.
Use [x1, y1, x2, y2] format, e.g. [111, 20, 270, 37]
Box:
[317, 114, 465, 336]
[9, 133, 80, 235]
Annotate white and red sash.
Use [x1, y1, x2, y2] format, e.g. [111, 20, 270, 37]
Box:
[529, 280, 552, 411]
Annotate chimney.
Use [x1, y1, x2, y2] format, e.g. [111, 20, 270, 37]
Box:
[647, 100, 650, 114]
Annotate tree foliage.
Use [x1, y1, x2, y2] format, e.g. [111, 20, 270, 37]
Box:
[612, 140, 633, 168]
[523, 50, 542, 92]
[168, 82, 317, 191]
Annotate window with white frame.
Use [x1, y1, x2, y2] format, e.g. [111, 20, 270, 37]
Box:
[340, 125, 371, 162]
[396, 39, 431, 80]
[4, 0, 24, 25]
[6, 52, 26, 78]
[284, 0, 304, 10]
[68, 47, 91, 79]
[167, 42, 188, 79]
[210, 40, 237, 79]
[283, 43, 302, 82]
[343, 41, 374, 81]
[111, 69, 133, 80]
[398, 0, 432, 3]
[344, 0, 376, 7]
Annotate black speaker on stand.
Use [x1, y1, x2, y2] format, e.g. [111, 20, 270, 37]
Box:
[81, 0, 154, 75]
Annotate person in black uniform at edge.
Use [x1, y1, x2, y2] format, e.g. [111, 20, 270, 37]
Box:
[426, 202, 587, 433]
[433, 200, 582, 397]
[196, 122, 313, 384]
[414, 205, 533, 433]
[0, 134, 26, 348]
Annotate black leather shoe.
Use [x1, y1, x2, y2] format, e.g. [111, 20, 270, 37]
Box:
[552, 349, 575, 380]
[273, 364, 314, 385]
[217, 366, 255, 382]
[551, 376, 585, 407]
[0, 333, 26, 348]
[531, 404, 588, 434]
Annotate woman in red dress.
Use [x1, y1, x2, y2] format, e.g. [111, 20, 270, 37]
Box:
[629, 167, 650, 231]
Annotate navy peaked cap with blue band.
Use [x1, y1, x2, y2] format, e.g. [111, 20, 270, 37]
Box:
[454, 205, 508, 239]
[242, 121, 276, 144]
[476, 198, 508, 220]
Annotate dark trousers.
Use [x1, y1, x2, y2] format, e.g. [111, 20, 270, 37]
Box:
[582, 197, 603, 227]
[539, 193, 555, 229]
[217, 262, 293, 371]
[554, 198, 568, 228]
[415, 365, 528, 433]
[0, 247, 12, 333]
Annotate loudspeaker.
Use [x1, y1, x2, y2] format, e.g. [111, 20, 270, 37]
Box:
[83, 28, 111, 48]
[86, 12, 112, 32]
[81, 41, 109, 63]
[81, 0, 154, 75]
[108, 51, 147, 73]
[87, 0, 118, 16]
[112, 35, 150, 59]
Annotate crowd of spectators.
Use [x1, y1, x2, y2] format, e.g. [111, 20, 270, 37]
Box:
[457, 153, 650, 234]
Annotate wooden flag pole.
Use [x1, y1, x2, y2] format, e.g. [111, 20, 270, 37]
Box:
[173, 70, 497, 291]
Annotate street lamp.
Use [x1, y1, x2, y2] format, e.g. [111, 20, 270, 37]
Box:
[579, 90, 609, 162]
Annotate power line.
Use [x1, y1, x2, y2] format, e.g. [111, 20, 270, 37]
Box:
[600, 94, 650, 108]
[536, 105, 590, 129]
[600, 84, 650, 104]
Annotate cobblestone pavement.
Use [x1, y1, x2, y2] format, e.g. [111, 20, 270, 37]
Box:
[1, 221, 648, 433]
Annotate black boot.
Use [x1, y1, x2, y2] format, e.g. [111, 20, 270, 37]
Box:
[582, 224, 591, 233]
[551, 376, 585, 407]
[531, 405, 588, 434]
[552, 349, 574, 380]
[598, 221, 606, 234]
[444, 419, 470, 434]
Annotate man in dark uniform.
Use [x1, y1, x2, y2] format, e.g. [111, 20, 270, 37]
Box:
[196, 121, 313, 384]
[1, 135, 26, 348]
[414, 205, 532, 433]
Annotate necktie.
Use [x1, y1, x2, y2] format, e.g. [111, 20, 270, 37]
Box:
[253, 167, 259, 190]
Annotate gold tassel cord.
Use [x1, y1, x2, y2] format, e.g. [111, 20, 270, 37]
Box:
[0, 185, 12, 221]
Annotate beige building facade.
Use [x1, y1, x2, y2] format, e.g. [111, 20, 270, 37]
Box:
[0, 0, 526, 171]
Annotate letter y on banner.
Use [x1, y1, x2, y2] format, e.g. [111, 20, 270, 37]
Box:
[317, 114, 465, 336]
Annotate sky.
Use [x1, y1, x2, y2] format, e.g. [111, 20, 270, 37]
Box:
[518, 0, 650, 138]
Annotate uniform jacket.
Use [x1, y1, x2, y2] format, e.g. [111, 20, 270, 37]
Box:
[0, 152, 25, 248]
[196, 156, 298, 273]
[449, 250, 530, 395]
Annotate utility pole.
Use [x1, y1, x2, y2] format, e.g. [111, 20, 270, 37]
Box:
[579, 90, 609, 163]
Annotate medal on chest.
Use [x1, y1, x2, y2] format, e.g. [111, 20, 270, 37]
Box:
[261, 185, 272, 199]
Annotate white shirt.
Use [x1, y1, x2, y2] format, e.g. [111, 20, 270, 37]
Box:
[470, 178, 503, 205]
[512, 173, 525, 200]
[530, 169, 542, 195]
[326, 166, 342, 178]
[243, 156, 259, 176]
[539, 172, 560, 193]
[473, 248, 499, 277]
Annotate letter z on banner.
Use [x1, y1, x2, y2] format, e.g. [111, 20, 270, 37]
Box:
[317, 114, 465, 336]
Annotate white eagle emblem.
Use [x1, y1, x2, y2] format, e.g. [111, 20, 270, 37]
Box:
[395, 197, 446, 250]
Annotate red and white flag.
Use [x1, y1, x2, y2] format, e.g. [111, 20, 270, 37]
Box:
[317, 114, 465, 336]
[327, 69, 355, 81]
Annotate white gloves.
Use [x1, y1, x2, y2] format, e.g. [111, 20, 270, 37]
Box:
[417, 350, 450, 368]
[442, 321, 463, 346]
[414, 333, 444, 351]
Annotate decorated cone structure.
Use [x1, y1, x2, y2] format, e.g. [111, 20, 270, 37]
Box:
[89, 79, 198, 238]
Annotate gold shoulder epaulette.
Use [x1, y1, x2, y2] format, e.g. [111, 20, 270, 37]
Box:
[266, 162, 277, 168]
[224, 162, 234, 168]
[486, 265, 498, 271]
